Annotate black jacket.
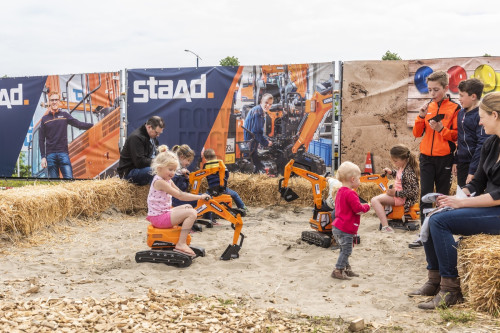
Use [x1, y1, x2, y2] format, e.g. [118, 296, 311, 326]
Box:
[464, 135, 500, 200]
[117, 124, 158, 178]
[456, 106, 490, 175]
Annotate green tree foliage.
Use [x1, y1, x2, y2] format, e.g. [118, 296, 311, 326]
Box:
[219, 56, 240, 66]
[12, 152, 31, 177]
[483, 53, 492, 57]
[382, 50, 402, 60]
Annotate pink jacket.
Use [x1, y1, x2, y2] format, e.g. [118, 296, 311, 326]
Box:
[333, 187, 370, 234]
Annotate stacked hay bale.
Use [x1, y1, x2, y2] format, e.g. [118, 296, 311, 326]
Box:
[458, 235, 500, 316]
[0, 178, 147, 237]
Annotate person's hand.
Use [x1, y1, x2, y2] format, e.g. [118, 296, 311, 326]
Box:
[383, 167, 392, 175]
[419, 101, 430, 118]
[452, 164, 457, 177]
[41, 157, 47, 169]
[386, 187, 396, 197]
[268, 141, 273, 147]
[428, 119, 444, 132]
[466, 174, 474, 184]
[436, 195, 464, 209]
[181, 168, 190, 177]
[200, 193, 211, 201]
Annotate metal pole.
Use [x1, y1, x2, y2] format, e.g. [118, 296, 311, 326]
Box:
[185, 49, 202, 68]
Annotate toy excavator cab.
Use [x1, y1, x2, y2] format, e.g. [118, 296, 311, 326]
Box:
[278, 159, 334, 248]
[195, 197, 245, 261]
[135, 225, 206, 268]
[359, 172, 420, 231]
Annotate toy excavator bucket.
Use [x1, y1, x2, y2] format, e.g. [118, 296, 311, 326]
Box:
[278, 178, 299, 202]
[220, 244, 241, 260]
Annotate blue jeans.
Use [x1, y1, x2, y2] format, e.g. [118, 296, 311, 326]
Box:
[124, 167, 153, 186]
[225, 188, 245, 209]
[46, 153, 73, 179]
[332, 226, 354, 269]
[424, 206, 500, 277]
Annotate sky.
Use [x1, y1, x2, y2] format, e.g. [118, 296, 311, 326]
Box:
[2, 0, 500, 77]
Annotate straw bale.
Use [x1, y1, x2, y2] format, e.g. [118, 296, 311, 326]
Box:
[0, 178, 145, 238]
[458, 234, 500, 316]
[357, 182, 385, 203]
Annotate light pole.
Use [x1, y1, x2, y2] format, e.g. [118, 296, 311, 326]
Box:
[184, 49, 202, 68]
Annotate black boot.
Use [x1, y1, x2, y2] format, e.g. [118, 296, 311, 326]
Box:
[345, 265, 360, 277]
[418, 276, 464, 310]
[408, 270, 440, 296]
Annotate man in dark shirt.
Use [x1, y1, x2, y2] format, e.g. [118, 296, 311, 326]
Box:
[117, 116, 164, 185]
[39, 91, 94, 179]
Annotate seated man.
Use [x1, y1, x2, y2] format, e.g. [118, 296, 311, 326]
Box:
[117, 116, 164, 185]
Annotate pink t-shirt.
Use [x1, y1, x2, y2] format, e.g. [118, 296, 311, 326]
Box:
[333, 187, 370, 234]
[147, 175, 172, 216]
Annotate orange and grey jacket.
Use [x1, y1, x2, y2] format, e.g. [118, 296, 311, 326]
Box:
[413, 96, 460, 156]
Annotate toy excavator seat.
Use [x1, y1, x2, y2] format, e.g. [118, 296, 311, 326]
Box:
[135, 225, 206, 268]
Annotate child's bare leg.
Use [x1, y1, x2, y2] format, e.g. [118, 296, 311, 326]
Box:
[170, 206, 197, 255]
[370, 194, 395, 227]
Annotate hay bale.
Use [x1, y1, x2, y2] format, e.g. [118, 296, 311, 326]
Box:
[458, 234, 500, 316]
[357, 182, 384, 203]
[0, 178, 145, 238]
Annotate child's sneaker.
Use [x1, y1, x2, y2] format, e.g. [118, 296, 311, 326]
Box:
[380, 226, 394, 233]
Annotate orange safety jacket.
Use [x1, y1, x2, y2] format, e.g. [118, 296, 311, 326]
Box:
[413, 96, 460, 157]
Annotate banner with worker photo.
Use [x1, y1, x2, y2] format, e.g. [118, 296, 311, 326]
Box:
[0, 76, 47, 177]
[126, 62, 336, 176]
[0, 72, 121, 179]
[407, 56, 500, 126]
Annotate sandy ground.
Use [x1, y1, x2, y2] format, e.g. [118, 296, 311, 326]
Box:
[0, 205, 488, 331]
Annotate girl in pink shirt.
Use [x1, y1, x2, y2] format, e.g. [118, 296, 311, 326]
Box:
[331, 161, 370, 280]
[147, 145, 210, 257]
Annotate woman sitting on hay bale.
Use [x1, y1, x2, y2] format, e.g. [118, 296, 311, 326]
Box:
[411, 92, 500, 310]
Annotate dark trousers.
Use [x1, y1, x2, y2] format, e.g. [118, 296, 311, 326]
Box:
[456, 162, 470, 188]
[250, 150, 264, 174]
[419, 153, 453, 224]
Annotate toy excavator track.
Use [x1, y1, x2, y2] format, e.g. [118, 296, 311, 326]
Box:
[301, 230, 332, 248]
[135, 250, 193, 268]
[291, 151, 326, 176]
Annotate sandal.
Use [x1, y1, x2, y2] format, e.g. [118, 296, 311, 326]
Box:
[380, 226, 394, 233]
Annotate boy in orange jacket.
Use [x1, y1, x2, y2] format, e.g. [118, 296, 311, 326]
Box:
[411, 71, 460, 247]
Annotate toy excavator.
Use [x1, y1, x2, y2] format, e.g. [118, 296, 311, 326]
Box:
[135, 225, 206, 268]
[359, 173, 420, 231]
[189, 159, 245, 260]
[278, 159, 334, 248]
[135, 192, 245, 266]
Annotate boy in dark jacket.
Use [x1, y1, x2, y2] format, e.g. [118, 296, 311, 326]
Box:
[454, 78, 489, 187]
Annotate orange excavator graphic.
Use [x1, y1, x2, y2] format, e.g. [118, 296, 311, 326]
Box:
[29, 72, 121, 179]
[227, 64, 333, 176]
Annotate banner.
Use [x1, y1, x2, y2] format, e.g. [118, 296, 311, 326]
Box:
[0, 76, 47, 176]
[127, 63, 335, 175]
[407, 56, 500, 126]
[0, 72, 121, 179]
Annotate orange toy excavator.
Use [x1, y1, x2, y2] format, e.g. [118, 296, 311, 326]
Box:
[359, 173, 420, 231]
[188, 160, 245, 260]
[278, 159, 334, 248]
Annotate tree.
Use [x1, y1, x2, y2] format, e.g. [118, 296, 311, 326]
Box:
[483, 53, 492, 57]
[219, 56, 240, 66]
[12, 152, 31, 177]
[382, 50, 402, 61]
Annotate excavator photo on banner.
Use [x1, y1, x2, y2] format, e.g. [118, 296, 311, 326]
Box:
[224, 63, 338, 176]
